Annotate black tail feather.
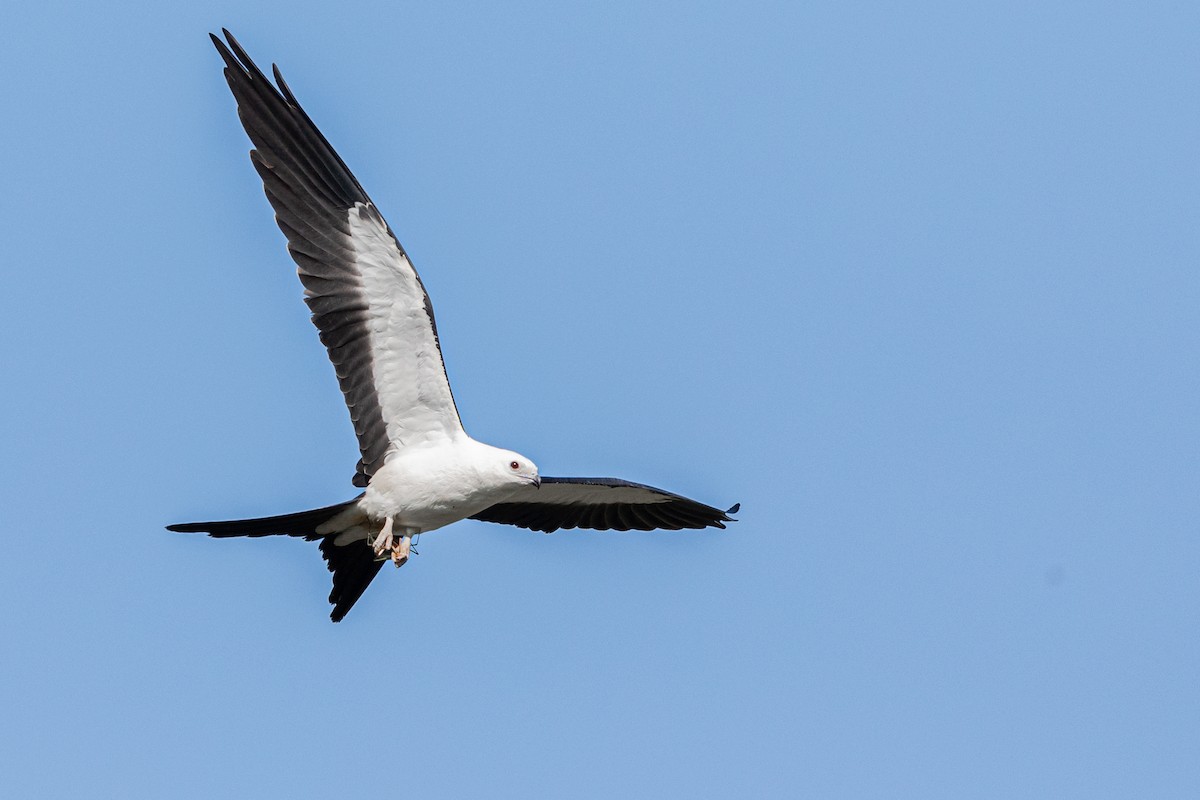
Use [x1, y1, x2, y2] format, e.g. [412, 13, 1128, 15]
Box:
[166, 497, 361, 540]
[320, 537, 384, 622]
[167, 496, 381, 621]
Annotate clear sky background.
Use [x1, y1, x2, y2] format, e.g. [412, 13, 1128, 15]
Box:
[3, 1, 1198, 797]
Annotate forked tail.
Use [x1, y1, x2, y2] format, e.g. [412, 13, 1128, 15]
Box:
[167, 497, 381, 622]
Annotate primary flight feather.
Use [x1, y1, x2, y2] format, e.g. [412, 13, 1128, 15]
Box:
[169, 30, 738, 621]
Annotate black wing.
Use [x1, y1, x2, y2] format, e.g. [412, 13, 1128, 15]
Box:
[470, 477, 739, 534]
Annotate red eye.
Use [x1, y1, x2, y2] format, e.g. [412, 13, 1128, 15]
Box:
[510, 461, 520, 470]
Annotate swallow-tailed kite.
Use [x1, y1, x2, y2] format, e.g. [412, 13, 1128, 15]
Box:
[169, 30, 738, 621]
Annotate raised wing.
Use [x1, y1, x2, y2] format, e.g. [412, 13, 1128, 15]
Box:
[212, 30, 463, 487]
[470, 477, 739, 533]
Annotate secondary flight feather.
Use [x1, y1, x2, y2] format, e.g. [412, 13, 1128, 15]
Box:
[169, 30, 738, 621]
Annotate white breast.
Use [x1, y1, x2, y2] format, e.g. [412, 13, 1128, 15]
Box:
[357, 438, 519, 532]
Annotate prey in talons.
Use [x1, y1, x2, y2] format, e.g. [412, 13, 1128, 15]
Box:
[370, 517, 416, 567]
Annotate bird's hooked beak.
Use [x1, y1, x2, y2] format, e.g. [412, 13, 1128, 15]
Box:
[530, 476, 541, 489]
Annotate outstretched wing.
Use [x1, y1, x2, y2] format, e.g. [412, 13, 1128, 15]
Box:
[212, 30, 463, 487]
[470, 477, 739, 533]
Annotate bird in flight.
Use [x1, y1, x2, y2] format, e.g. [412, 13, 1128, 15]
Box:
[169, 30, 738, 621]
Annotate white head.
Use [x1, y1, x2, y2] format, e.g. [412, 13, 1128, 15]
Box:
[480, 444, 540, 490]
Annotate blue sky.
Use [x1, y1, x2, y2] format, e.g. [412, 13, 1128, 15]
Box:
[3, 1, 1199, 797]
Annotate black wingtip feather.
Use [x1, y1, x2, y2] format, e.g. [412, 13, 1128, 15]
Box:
[272, 63, 300, 106]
